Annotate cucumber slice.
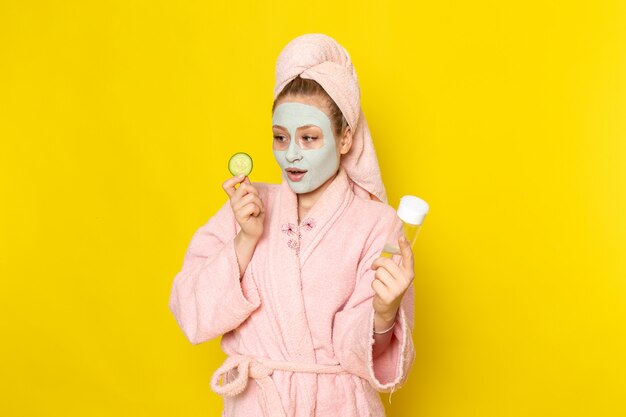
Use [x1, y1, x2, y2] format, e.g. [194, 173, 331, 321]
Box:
[228, 152, 253, 177]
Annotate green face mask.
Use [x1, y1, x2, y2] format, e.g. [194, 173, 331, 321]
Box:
[272, 102, 339, 194]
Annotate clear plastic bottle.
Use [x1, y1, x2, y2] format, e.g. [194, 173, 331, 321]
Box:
[381, 195, 429, 258]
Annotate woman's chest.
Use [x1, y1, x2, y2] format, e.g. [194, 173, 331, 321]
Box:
[264, 219, 371, 312]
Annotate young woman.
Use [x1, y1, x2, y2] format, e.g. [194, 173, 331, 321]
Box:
[169, 33, 416, 417]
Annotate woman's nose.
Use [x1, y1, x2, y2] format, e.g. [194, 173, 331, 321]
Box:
[285, 140, 303, 162]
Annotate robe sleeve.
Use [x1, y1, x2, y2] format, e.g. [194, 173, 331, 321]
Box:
[331, 207, 416, 393]
[168, 199, 262, 345]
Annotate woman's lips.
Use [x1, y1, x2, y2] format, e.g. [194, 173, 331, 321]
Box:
[286, 169, 307, 182]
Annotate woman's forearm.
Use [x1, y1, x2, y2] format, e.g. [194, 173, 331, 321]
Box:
[233, 231, 259, 278]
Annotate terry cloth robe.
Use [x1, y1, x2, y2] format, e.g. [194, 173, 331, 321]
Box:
[168, 166, 416, 417]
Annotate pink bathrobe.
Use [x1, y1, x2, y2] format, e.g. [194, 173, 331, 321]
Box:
[168, 166, 416, 417]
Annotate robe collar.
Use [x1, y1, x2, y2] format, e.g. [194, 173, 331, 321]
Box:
[267, 165, 355, 360]
[277, 165, 355, 268]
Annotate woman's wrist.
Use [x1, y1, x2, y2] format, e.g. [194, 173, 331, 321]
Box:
[373, 309, 398, 333]
[238, 230, 260, 245]
[372, 310, 397, 357]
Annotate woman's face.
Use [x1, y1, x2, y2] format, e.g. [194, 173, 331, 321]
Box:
[272, 95, 342, 194]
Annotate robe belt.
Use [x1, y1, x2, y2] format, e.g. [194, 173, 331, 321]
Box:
[210, 353, 349, 417]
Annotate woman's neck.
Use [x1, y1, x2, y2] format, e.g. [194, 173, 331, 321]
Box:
[297, 170, 338, 223]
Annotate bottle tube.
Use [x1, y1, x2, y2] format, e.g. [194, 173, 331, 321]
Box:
[381, 195, 429, 258]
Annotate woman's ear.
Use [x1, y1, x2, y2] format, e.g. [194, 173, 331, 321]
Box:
[339, 126, 353, 155]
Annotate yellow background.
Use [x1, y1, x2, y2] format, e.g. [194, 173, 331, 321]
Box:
[1, 1, 625, 416]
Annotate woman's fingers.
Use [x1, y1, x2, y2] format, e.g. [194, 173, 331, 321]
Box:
[232, 193, 255, 211]
[232, 181, 260, 204]
[232, 193, 264, 213]
[224, 179, 261, 215]
[239, 202, 262, 219]
[372, 272, 400, 305]
[375, 266, 405, 295]
[372, 257, 403, 280]
[242, 182, 260, 197]
[371, 254, 412, 288]
[222, 175, 245, 198]
[371, 279, 390, 301]
[398, 236, 415, 275]
[240, 203, 263, 217]
[223, 175, 264, 240]
[374, 266, 396, 288]
[372, 267, 406, 306]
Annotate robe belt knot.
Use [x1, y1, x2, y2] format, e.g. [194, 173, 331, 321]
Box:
[210, 353, 348, 417]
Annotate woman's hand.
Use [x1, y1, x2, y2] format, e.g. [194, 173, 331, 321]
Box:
[370, 235, 415, 322]
[222, 175, 265, 242]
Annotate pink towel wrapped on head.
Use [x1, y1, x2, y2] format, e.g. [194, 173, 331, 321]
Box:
[168, 33, 415, 417]
[274, 33, 388, 204]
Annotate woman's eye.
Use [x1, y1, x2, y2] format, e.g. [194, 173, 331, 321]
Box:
[273, 135, 287, 142]
[302, 136, 317, 142]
